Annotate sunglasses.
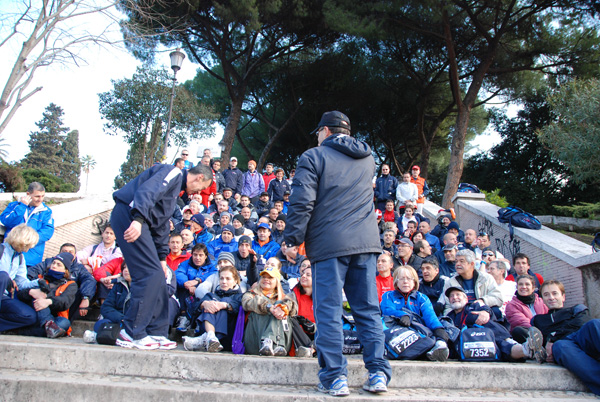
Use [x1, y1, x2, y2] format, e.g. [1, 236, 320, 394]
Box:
[483, 252, 494, 257]
[182, 153, 189, 156]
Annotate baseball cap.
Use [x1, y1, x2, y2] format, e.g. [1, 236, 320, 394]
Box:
[230, 157, 237, 161]
[398, 238, 414, 248]
[445, 286, 466, 298]
[256, 222, 271, 231]
[260, 266, 282, 280]
[238, 235, 252, 245]
[443, 244, 457, 251]
[412, 165, 420, 171]
[221, 224, 234, 234]
[310, 111, 351, 134]
[190, 214, 205, 228]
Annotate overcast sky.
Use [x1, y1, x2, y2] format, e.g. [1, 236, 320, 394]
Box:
[0, 1, 499, 195]
[0, 1, 222, 194]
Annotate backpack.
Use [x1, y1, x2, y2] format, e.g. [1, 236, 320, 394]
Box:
[0, 243, 24, 265]
[497, 205, 542, 241]
[91, 243, 118, 256]
[457, 325, 500, 362]
[383, 321, 436, 360]
[592, 232, 600, 253]
[457, 183, 481, 193]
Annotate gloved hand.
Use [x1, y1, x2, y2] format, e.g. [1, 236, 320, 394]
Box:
[434, 327, 450, 342]
[37, 278, 50, 293]
[398, 315, 411, 327]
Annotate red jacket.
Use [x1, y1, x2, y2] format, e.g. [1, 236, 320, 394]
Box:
[263, 173, 276, 190]
[166, 250, 191, 271]
[200, 170, 217, 207]
[376, 275, 394, 303]
[505, 293, 548, 331]
[93, 257, 124, 281]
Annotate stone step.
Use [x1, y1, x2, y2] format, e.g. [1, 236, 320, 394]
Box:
[0, 367, 595, 402]
[0, 334, 592, 396]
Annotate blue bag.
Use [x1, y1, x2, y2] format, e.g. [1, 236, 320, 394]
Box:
[384, 321, 435, 360]
[458, 325, 500, 362]
[497, 205, 542, 240]
[458, 183, 480, 193]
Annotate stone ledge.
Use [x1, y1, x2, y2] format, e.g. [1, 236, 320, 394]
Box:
[0, 367, 595, 402]
[0, 335, 589, 393]
[455, 198, 600, 267]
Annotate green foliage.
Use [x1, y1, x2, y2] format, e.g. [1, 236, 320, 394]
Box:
[538, 78, 600, 185]
[21, 168, 74, 193]
[0, 162, 24, 192]
[99, 66, 216, 171]
[113, 145, 146, 190]
[464, 93, 600, 214]
[60, 130, 81, 192]
[554, 203, 600, 220]
[21, 103, 69, 176]
[482, 189, 509, 208]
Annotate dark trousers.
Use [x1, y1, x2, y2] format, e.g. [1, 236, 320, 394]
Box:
[312, 253, 392, 388]
[553, 319, 600, 396]
[111, 203, 170, 340]
[511, 326, 529, 344]
[0, 271, 36, 332]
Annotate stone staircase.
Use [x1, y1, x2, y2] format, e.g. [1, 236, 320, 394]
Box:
[0, 321, 596, 401]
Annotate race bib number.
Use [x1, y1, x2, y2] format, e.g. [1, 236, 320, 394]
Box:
[462, 341, 496, 359]
[389, 329, 420, 354]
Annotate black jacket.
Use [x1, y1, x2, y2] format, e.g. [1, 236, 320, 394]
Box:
[28, 257, 96, 299]
[532, 305, 590, 344]
[284, 134, 381, 263]
[113, 164, 185, 260]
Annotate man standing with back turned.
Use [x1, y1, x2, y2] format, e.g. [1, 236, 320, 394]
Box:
[284, 111, 392, 396]
[111, 164, 213, 350]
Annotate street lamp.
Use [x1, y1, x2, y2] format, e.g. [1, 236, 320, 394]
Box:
[163, 48, 186, 159]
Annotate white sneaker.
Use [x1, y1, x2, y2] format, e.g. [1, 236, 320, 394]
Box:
[131, 336, 160, 350]
[183, 333, 207, 351]
[426, 340, 449, 362]
[115, 329, 135, 348]
[151, 335, 177, 350]
[206, 336, 223, 352]
[82, 330, 97, 344]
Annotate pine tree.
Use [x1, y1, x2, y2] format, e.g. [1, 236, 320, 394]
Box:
[22, 103, 69, 175]
[60, 129, 81, 191]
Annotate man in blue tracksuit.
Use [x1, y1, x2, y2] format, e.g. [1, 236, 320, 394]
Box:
[0, 182, 54, 266]
[284, 111, 391, 396]
[110, 163, 213, 350]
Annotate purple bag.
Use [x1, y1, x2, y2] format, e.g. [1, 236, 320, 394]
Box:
[231, 307, 246, 355]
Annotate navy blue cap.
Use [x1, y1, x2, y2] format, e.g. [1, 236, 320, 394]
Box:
[311, 111, 351, 134]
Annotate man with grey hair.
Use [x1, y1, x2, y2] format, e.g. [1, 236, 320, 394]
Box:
[0, 182, 54, 266]
[441, 249, 503, 316]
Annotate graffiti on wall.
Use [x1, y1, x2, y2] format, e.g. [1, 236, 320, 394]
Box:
[478, 217, 521, 261]
[91, 215, 110, 236]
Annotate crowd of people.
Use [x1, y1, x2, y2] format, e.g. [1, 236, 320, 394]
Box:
[0, 115, 598, 396]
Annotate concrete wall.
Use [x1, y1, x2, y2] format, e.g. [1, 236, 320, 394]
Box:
[451, 193, 600, 318]
[42, 195, 115, 260]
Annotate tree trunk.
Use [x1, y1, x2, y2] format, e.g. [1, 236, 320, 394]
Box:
[441, 107, 471, 207]
[220, 95, 244, 170]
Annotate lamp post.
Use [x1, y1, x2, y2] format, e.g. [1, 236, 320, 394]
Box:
[218, 138, 226, 160]
[163, 48, 185, 159]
